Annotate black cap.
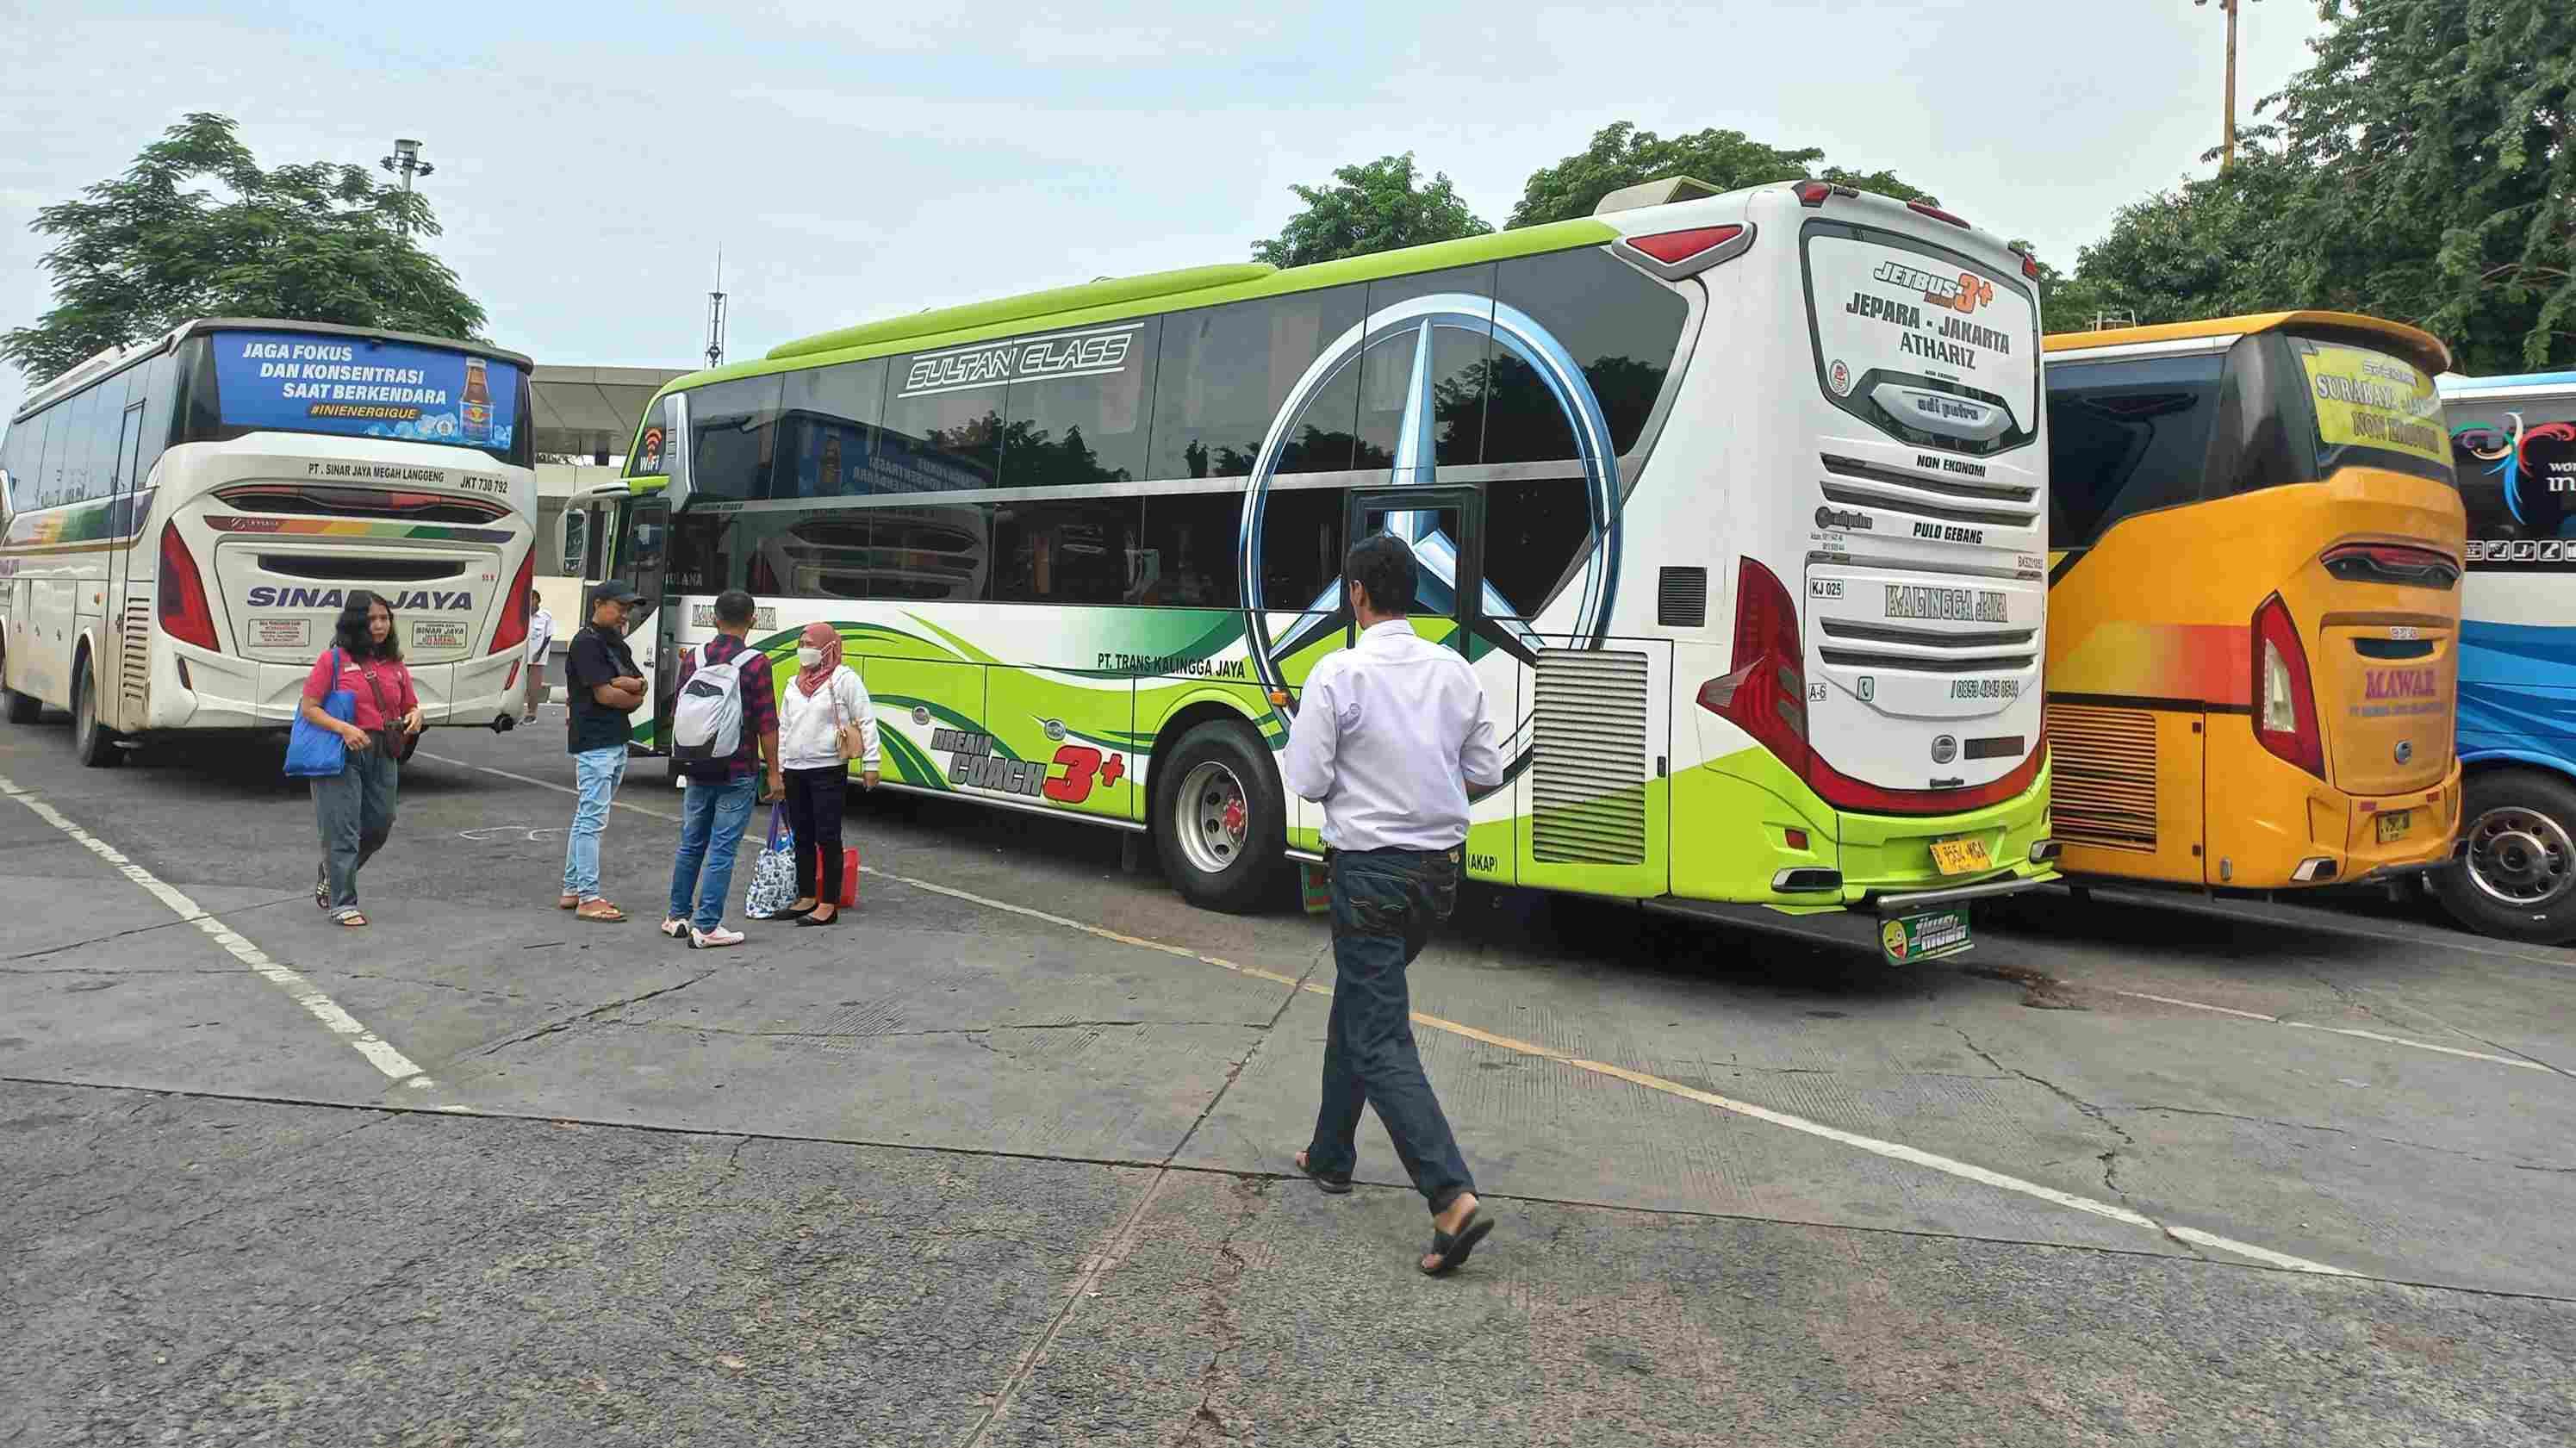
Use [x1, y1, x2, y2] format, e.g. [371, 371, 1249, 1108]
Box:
[592, 581, 643, 607]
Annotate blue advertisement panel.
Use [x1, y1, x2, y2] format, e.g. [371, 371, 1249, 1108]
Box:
[211, 329, 520, 452]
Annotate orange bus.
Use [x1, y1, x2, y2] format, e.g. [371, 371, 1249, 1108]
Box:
[2043, 312, 2465, 892]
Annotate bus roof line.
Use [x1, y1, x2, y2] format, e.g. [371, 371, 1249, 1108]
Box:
[2043, 310, 2451, 376]
[668, 217, 1627, 401]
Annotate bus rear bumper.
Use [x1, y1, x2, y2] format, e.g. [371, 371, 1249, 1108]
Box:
[1643, 868, 2054, 960]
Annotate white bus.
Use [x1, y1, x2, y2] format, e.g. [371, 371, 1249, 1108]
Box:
[599, 177, 2058, 957]
[0, 318, 539, 766]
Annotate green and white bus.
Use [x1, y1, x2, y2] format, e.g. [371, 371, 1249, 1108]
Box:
[588, 177, 2059, 955]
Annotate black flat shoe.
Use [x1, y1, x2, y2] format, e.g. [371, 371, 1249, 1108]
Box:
[794, 909, 842, 927]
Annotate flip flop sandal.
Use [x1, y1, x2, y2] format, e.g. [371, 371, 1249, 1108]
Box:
[333, 911, 369, 928]
[1293, 1151, 1353, 1195]
[576, 902, 627, 923]
[1420, 1206, 1494, 1277]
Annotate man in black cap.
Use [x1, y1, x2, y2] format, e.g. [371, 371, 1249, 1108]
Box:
[557, 581, 646, 922]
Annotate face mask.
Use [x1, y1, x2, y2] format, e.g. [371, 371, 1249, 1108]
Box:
[796, 647, 824, 668]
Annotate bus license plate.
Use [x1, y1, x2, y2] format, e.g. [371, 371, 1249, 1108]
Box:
[1928, 836, 1993, 875]
[2375, 809, 2411, 844]
[1882, 909, 1972, 964]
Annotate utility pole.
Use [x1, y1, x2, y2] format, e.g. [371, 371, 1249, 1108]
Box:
[705, 250, 730, 371]
[2195, 0, 2258, 171]
[379, 138, 434, 192]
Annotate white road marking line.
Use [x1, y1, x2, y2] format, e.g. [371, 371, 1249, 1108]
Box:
[0, 774, 434, 1087]
[2118, 991, 2560, 1073]
[428, 749, 2353, 1276]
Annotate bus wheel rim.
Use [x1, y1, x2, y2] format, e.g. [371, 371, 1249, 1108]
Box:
[2464, 805, 2574, 907]
[1175, 760, 1249, 877]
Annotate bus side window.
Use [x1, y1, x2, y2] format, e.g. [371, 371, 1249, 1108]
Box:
[2043, 354, 2224, 550]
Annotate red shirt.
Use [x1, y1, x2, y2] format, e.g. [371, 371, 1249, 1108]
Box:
[304, 649, 419, 731]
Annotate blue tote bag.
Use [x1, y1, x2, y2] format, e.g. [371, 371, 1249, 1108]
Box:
[284, 648, 355, 778]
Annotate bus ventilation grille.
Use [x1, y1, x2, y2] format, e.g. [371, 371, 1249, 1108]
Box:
[1658, 567, 1708, 628]
[1532, 649, 1652, 865]
[2045, 702, 2156, 852]
[120, 596, 152, 716]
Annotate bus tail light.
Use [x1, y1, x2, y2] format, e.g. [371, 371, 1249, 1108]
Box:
[1907, 198, 1972, 229]
[157, 524, 219, 652]
[1617, 224, 1753, 281]
[2253, 593, 2325, 780]
[1697, 557, 1808, 775]
[490, 548, 536, 655]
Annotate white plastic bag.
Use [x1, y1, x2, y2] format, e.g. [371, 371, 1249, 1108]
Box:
[743, 805, 800, 920]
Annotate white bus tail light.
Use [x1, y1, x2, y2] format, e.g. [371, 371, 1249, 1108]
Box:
[489, 548, 537, 655]
[2007, 240, 2043, 281]
[2253, 593, 2325, 780]
[1696, 557, 1808, 776]
[1906, 198, 1973, 230]
[1794, 181, 1858, 208]
[157, 524, 220, 652]
[1615, 224, 1753, 282]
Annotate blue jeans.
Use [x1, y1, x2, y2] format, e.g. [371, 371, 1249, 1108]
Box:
[668, 775, 758, 930]
[1304, 846, 1476, 1212]
[312, 734, 400, 917]
[561, 746, 627, 901]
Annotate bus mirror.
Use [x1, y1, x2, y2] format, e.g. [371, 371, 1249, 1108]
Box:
[0, 468, 12, 525]
[559, 507, 588, 575]
[663, 393, 694, 512]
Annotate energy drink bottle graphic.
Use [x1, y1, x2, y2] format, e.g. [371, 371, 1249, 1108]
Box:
[463, 357, 493, 444]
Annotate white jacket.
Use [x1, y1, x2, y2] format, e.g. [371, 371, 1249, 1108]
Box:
[777, 664, 880, 772]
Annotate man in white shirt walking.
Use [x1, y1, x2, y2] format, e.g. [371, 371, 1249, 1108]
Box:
[522, 587, 555, 724]
[1282, 532, 1505, 1277]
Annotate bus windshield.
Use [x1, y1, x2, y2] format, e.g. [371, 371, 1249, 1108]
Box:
[194, 328, 532, 469]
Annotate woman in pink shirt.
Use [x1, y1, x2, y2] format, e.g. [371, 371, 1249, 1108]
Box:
[301, 591, 422, 926]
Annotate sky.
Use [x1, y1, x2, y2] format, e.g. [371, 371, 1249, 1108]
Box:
[1, 0, 2330, 425]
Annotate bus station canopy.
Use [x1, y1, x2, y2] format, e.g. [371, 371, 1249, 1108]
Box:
[529, 364, 687, 460]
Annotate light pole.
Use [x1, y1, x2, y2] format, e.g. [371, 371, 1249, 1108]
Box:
[2194, 0, 2259, 171]
[380, 138, 435, 193]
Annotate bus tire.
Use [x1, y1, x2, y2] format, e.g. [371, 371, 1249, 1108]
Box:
[71, 652, 122, 769]
[1150, 718, 1285, 914]
[2432, 768, 2576, 944]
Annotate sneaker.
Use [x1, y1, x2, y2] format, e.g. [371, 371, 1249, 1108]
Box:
[687, 924, 744, 949]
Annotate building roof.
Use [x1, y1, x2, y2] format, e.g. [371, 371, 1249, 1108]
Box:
[528, 364, 688, 459]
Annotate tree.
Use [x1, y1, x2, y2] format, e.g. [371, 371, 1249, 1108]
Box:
[1250, 154, 1492, 269]
[2267, 0, 2573, 370]
[2056, 141, 2317, 330]
[1507, 121, 1928, 229]
[2, 113, 488, 386]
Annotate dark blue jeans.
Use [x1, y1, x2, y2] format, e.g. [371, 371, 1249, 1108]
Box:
[1304, 846, 1476, 1213]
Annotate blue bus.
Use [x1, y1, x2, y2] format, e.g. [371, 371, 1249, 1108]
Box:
[2435, 371, 2576, 942]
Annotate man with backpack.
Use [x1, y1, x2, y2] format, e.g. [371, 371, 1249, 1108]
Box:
[661, 588, 781, 949]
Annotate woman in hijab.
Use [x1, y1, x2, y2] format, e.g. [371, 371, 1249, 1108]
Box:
[774, 620, 878, 924]
[302, 590, 422, 927]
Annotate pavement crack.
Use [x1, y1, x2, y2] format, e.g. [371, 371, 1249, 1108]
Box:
[1175, 1178, 1269, 1446]
[0, 896, 306, 963]
[2125, 1104, 2573, 1169]
[464, 972, 718, 1060]
[1953, 1027, 2135, 1147]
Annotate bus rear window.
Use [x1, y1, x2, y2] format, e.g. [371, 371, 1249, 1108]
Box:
[199, 329, 531, 468]
[2284, 334, 2451, 486]
[2044, 353, 2223, 549]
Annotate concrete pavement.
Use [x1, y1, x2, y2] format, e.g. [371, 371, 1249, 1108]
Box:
[3, 710, 2572, 1444]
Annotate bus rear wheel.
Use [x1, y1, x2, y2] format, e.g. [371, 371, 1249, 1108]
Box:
[2432, 768, 2576, 944]
[1151, 718, 1285, 914]
[71, 654, 121, 769]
